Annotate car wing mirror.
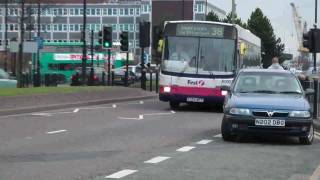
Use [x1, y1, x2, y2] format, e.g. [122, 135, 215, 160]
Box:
[305, 88, 315, 96]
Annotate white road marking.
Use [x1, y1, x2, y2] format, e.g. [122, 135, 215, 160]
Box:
[310, 163, 320, 180]
[171, 110, 176, 114]
[73, 108, 79, 113]
[144, 156, 171, 164]
[112, 104, 117, 108]
[143, 112, 173, 116]
[196, 139, 213, 145]
[140, 101, 144, 104]
[214, 134, 222, 138]
[46, 129, 67, 134]
[139, 114, 144, 120]
[31, 112, 52, 117]
[78, 106, 114, 110]
[118, 117, 141, 120]
[105, 169, 138, 179]
[176, 146, 195, 152]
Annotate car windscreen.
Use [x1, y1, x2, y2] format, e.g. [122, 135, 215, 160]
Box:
[233, 72, 302, 94]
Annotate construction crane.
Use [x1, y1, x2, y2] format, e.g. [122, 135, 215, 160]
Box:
[290, 2, 309, 53]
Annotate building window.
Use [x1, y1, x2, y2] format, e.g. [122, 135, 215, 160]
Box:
[75, 24, 79, 31]
[91, 8, 96, 16]
[58, 24, 63, 31]
[107, 8, 112, 15]
[119, 8, 124, 16]
[136, 24, 139, 31]
[142, 4, 150, 13]
[53, 24, 58, 31]
[80, 9, 83, 15]
[70, 8, 74, 15]
[129, 8, 134, 16]
[96, 8, 101, 15]
[124, 8, 129, 15]
[129, 24, 134, 32]
[112, 8, 117, 15]
[195, 3, 204, 13]
[112, 24, 117, 31]
[75, 8, 79, 15]
[63, 24, 68, 31]
[46, 24, 51, 31]
[69, 25, 74, 32]
[63, 8, 68, 15]
[103, 8, 107, 15]
[96, 24, 101, 31]
[136, 8, 140, 15]
[124, 24, 129, 31]
[119, 24, 124, 31]
[86, 9, 90, 15]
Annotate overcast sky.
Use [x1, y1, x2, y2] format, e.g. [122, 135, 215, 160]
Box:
[209, 0, 317, 56]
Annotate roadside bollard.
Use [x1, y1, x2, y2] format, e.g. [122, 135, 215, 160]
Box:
[102, 71, 106, 86]
[150, 72, 153, 92]
[111, 71, 114, 86]
[313, 77, 319, 119]
[155, 66, 159, 93]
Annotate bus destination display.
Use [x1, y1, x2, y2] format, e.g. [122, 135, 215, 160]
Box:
[176, 24, 224, 38]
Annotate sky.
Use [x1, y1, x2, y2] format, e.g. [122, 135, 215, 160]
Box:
[209, 0, 317, 56]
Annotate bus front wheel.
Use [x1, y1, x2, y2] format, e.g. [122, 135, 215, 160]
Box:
[169, 101, 180, 110]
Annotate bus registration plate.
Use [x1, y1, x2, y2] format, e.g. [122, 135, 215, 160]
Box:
[187, 97, 204, 103]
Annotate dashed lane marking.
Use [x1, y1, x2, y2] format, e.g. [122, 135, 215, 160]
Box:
[46, 129, 67, 134]
[214, 134, 222, 138]
[31, 112, 52, 117]
[144, 156, 171, 164]
[117, 111, 175, 120]
[105, 169, 138, 179]
[176, 146, 195, 152]
[73, 108, 79, 113]
[196, 139, 213, 145]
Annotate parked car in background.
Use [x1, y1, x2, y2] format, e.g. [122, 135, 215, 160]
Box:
[222, 69, 314, 145]
[113, 68, 136, 85]
[0, 68, 17, 88]
[70, 67, 106, 86]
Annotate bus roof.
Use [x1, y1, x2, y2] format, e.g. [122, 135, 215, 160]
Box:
[164, 20, 235, 27]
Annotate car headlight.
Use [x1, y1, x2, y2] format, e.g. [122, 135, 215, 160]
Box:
[229, 108, 251, 115]
[289, 111, 310, 118]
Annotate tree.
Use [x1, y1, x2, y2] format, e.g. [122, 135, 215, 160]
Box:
[223, 12, 247, 29]
[247, 8, 285, 68]
[206, 11, 221, 22]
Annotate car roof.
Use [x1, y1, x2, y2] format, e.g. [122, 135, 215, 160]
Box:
[239, 68, 293, 75]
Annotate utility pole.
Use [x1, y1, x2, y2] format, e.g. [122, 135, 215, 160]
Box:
[17, 0, 25, 88]
[81, 0, 87, 85]
[231, 0, 236, 24]
[205, 0, 207, 20]
[4, 0, 8, 72]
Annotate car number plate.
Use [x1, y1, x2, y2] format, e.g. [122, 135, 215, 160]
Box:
[255, 119, 285, 127]
[186, 97, 204, 103]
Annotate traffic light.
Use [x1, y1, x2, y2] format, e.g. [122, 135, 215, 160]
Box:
[98, 30, 103, 45]
[120, 32, 129, 51]
[139, 21, 150, 48]
[303, 30, 313, 52]
[102, 26, 112, 48]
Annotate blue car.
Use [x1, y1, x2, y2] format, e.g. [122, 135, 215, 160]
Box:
[222, 69, 314, 145]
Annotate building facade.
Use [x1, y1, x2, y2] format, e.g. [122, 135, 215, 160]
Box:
[0, 0, 226, 68]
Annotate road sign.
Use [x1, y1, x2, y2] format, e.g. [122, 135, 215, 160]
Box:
[10, 41, 38, 53]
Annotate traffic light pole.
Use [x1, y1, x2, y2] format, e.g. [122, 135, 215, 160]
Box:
[141, 48, 146, 90]
[107, 48, 111, 86]
[313, 0, 318, 119]
[81, 0, 87, 85]
[125, 52, 129, 87]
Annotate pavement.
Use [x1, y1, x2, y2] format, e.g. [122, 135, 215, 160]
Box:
[0, 86, 157, 116]
[0, 99, 320, 180]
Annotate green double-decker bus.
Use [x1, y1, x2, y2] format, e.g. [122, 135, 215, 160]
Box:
[39, 42, 122, 83]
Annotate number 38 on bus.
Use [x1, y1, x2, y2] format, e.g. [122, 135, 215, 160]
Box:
[158, 21, 261, 109]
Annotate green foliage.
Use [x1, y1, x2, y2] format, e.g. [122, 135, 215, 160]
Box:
[247, 8, 285, 68]
[206, 11, 221, 22]
[222, 12, 247, 29]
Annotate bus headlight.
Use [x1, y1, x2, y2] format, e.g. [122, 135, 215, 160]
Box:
[221, 90, 228, 96]
[163, 86, 171, 93]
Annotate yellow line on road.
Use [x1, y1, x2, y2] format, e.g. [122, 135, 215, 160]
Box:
[310, 164, 320, 180]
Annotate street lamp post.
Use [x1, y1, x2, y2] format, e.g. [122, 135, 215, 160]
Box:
[4, 0, 8, 72]
[231, 0, 236, 24]
[81, 0, 87, 85]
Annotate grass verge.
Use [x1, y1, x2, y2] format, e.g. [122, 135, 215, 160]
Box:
[0, 86, 112, 97]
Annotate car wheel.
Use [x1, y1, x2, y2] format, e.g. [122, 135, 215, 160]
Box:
[169, 101, 180, 110]
[221, 117, 236, 142]
[299, 123, 314, 145]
